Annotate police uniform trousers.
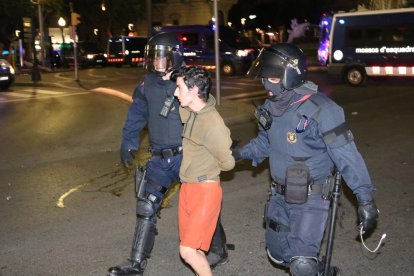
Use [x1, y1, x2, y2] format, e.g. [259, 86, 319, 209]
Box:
[265, 193, 330, 262]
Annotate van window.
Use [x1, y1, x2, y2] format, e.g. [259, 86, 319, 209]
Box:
[125, 37, 147, 51]
[392, 25, 414, 43]
[179, 33, 199, 48]
[365, 28, 383, 42]
[220, 27, 251, 49]
[345, 27, 384, 46]
[205, 33, 214, 50]
[345, 28, 363, 46]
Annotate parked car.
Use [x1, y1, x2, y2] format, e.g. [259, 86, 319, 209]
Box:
[78, 41, 107, 67]
[63, 42, 107, 68]
[0, 59, 15, 90]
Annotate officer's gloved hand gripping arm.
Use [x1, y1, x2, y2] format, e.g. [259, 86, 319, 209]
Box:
[321, 103, 379, 232]
[233, 128, 270, 166]
[120, 84, 149, 168]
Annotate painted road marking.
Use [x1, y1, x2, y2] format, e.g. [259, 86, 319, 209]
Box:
[0, 89, 89, 103]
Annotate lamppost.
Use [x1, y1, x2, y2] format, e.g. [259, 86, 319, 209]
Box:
[30, 0, 45, 65]
[58, 17, 66, 44]
[58, 17, 67, 68]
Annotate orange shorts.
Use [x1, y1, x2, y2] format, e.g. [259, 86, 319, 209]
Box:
[178, 181, 222, 252]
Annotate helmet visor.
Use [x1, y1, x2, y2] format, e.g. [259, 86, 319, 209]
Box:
[144, 44, 174, 72]
[247, 48, 286, 79]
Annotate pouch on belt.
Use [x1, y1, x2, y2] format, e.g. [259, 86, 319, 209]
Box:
[285, 162, 310, 204]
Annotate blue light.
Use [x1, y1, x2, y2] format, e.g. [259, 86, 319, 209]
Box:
[339, 19, 345, 24]
[323, 20, 328, 26]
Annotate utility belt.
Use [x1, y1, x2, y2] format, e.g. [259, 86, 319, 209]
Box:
[149, 146, 183, 159]
[271, 162, 335, 204]
[271, 181, 325, 196]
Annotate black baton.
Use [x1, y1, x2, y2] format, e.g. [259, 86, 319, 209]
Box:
[323, 171, 341, 275]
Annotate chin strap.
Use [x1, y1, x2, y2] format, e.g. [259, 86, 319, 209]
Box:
[358, 224, 387, 253]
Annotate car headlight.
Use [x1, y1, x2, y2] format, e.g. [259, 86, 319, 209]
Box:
[333, 50, 343, 61]
[0, 59, 15, 74]
[87, 54, 94, 59]
[236, 50, 249, 57]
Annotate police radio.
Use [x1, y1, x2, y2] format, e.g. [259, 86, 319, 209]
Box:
[160, 96, 175, 118]
[253, 101, 273, 130]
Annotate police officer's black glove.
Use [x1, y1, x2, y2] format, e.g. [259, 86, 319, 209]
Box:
[120, 144, 136, 168]
[358, 200, 379, 233]
[232, 148, 243, 162]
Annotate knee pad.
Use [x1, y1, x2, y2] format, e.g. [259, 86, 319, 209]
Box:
[136, 198, 155, 218]
[289, 257, 319, 276]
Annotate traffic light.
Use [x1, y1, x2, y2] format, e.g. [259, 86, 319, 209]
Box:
[71, 12, 81, 26]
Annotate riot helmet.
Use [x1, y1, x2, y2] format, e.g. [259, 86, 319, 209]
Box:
[144, 32, 184, 73]
[247, 43, 307, 90]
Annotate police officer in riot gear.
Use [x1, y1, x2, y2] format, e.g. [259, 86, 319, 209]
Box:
[233, 43, 379, 276]
[108, 32, 229, 276]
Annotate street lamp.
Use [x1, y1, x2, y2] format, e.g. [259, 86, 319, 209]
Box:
[58, 17, 66, 44]
[58, 17, 67, 68]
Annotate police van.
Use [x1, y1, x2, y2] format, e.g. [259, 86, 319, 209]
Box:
[319, 8, 414, 86]
[107, 36, 147, 67]
[154, 25, 258, 76]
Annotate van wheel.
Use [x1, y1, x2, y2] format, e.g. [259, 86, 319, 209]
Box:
[345, 67, 366, 86]
[221, 62, 235, 76]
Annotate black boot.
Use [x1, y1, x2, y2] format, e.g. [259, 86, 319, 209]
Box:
[207, 217, 229, 269]
[318, 259, 340, 276]
[107, 261, 145, 276]
[108, 214, 156, 275]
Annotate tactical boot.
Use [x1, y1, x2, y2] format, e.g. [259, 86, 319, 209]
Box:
[107, 260, 146, 276]
[207, 248, 229, 269]
[318, 261, 340, 276]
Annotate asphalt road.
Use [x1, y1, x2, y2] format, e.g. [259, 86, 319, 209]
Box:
[0, 68, 413, 275]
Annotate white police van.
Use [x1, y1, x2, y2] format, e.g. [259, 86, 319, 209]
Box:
[320, 8, 414, 86]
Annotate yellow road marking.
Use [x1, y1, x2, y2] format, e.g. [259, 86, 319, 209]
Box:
[56, 183, 85, 208]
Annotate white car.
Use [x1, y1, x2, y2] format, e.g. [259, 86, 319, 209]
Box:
[0, 59, 15, 90]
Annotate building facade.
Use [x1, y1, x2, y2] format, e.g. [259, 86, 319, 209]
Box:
[135, 0, 237, 36]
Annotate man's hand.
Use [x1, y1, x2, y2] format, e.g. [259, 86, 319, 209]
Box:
[120, 144, 136, 168]
[358, 200, 379, 233]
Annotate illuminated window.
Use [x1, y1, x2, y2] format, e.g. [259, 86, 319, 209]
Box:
[385, 66, 393, 75]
